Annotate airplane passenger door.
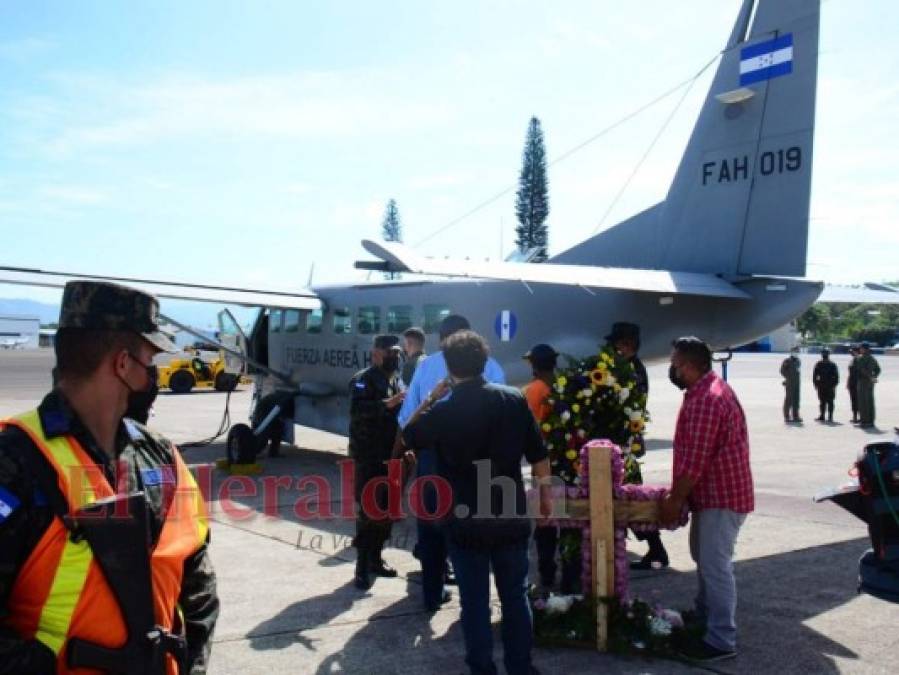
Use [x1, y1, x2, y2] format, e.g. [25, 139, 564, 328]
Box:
[217, 308, 248, 375]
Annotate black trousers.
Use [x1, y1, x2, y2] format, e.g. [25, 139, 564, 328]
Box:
[353, 460, 392, 551]
[534, 525, 582, 592]
[848, 381, 859, 418]
[817, 386, 836, 419]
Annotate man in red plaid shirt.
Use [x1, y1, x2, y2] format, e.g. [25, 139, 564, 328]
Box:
[660, 337, 754, 663]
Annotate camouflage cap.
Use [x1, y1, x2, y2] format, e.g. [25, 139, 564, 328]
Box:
[59, 281, 177, 353]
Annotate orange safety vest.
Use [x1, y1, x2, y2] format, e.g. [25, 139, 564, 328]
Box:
[0, 409, 209, 674]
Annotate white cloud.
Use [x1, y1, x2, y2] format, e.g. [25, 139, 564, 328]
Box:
[37, 185, 109, 205]
[40, 70, 461, 156]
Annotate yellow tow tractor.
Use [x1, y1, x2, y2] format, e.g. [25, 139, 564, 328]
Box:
[158, 352, 240, 394]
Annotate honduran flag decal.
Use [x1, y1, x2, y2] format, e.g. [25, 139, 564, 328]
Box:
[740, 33, 793, 86]
[494, 310, 518, 342]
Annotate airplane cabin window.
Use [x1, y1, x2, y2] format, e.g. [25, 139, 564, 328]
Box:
[270, 309, 283, 333]
[423, 304, 451, 334]
[333, 307, 352, 335]
[284, 310, 300, 333]
[387, 305, 414, 333]
[357, 306, 381, 335]
[306, 308, 323, 334]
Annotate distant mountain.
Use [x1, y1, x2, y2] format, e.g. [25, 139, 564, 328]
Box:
[0, 295, 255, 337]
[0, 298, 60, 324]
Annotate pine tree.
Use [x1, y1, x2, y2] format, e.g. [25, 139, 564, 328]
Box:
[514, 117, 549, 262]
[381, 199, 402, 279]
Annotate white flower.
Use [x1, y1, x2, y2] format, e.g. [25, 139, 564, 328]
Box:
[659, 609, 684, 628]
[561, 410, 571, 423]
[606, 374, 617, 387]
[577, 429, 586, 438]
[618, 388, 630, 403]
[582, 388, 593, 398]
[629, 410, 643, 421]
[624, 407, 633, 416]
[564, 432, 572, 441]
[555, 383, 565, 394]
[649, 616, 673, 637]
[545, 594, 576, 615]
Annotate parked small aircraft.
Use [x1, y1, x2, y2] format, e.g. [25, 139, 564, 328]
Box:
[0, 337, 29, 350]
[1, 0, 894, 437]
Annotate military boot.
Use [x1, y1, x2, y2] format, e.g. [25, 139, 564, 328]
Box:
[369, 543, 398, 578]
[355, 549, 373, 590]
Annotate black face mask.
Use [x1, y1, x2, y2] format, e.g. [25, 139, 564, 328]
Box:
[382, 356, 400, 373]
[669, 364, 688, 391]
[121, 358, 159, 425]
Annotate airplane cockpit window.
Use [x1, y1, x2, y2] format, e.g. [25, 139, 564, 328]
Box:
[270, 309, 283, 333]
[284, 310, 300, 333]
[357, 306, 381, 335]
[306, 308, 323, 334]
[423, 304, 451, 334]
[387, 305, 413, 333]
[333, 307, 352, 335]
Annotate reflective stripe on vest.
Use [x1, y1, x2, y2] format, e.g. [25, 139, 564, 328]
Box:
[1, 409, 209, 673]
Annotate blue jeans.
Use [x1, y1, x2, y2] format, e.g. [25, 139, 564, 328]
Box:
[689, 509, 747, 651]
[448, 542, 533, 675]
[414, 449, 448, 608]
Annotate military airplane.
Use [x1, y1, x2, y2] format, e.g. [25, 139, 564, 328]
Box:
[1, 0, 894, 437]
[0, 337, 29, 350]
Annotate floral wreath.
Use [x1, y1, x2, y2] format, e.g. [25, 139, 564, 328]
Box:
[539, 344, 648, 486]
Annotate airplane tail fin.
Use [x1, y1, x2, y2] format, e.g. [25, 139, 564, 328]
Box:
[553, 0, 820, 277]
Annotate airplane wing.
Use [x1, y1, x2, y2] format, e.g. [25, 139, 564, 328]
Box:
[360, 240, 752, 300]
[0, 265, 321, 311]
[817, 285, 899, 304]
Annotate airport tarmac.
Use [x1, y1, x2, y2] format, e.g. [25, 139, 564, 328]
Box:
[1, 349, 897, 674]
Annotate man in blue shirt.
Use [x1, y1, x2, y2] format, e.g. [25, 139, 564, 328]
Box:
[397, 315, 505, 610]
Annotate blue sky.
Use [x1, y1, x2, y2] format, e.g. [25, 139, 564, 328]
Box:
[1, 0, 897, 326]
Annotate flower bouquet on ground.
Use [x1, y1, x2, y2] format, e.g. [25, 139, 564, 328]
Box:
[606, 598, 705, 658]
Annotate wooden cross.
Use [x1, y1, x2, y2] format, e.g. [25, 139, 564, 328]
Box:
[545, 444, 660, 652]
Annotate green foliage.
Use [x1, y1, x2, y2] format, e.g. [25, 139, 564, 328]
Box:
[796, 300, 899, 345]
[514, 117, 550, 262]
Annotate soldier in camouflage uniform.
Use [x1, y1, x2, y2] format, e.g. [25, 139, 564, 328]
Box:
[348, 335, 406, 590]
[0, 281, 219, 674]
[780, 347, 803, 423]
[856, 342, 882, 428]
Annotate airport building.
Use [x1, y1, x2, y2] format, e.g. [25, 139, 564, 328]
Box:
[0, 315, 40, 349]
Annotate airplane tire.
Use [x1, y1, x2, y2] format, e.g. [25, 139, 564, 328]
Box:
[214, 372, 238, 392]
[169, 369, 195, 394]
[227, 423, 258, 465]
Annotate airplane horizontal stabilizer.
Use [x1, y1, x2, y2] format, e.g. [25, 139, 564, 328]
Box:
[0, 266, 321, 311]
[360, 240, 751, 300]
[817, 285, 899, 305]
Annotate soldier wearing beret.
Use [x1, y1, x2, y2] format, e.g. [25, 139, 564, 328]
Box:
[0, 281, 219, 674]
[348, 335, 406, 590]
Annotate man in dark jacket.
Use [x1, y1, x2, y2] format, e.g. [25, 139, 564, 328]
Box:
[606, 322, 668, 570]
[348, 335, 406, 590]
[812, 348, 839, 423]
[403, 331, 551, 675]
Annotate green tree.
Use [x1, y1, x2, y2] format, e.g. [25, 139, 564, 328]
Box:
[514, 117, 549, 262]
[796, 304, 831, 342]
[381, 198, 402, 280]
